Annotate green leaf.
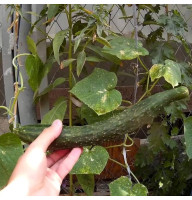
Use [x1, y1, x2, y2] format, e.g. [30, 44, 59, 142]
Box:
[76, 174, 95, 196]
[135, 145, 155, 167]
[60, 58, 76, 69]
[138, 4, 157, 13]
[184, 116, 192, 159]
[79, 104, 122, 124]
[42, 54, 56, 77]
[35, 77, 65, 101]
[163, 60, 181, 87]
[132, 183, 148, 196]
[150, 42, 175, 64]
[109, 176, 148, 196]
[27, 35, 37, 55]
[53, 30, 68, 64]
[0, 133, 23, 189]
[149, 60, 181, 88]
[164, 100, 187, 123]
[70, 68, 122, 115]
[86, 56, 104, 63]
[148, 123, 167, 153]
[149, 64, 165, 82]
[87, 44, 121, 65]
[146, 27, 163, 45]
[96, 23, 103, 37]
[74, 26, 89, 53]
[180, 62, 192, 88]
[102, 37, 149, 60]
[118, 5, 128, 22]
[157, 11, 187, 36]
[47, 4, 60, 19]
[96, 37, 111, 48]
[77, 50, 86, 77]
[74, 37, 82, 54]
[41, 97, 67, 124]
[70, 146, 109, 174]
[171, 127, 179, 136]
[25, 54, 44, 91]
[148, 123, 176, 153]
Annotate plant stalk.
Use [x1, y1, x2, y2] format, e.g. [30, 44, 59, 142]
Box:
[67, 5, 74, 196]
[68, 5, 73, 127]
[138, 78, 159, 102]
[138, 56, 148, 72]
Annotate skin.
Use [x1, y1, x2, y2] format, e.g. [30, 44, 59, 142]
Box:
[0, 119, 83, 196]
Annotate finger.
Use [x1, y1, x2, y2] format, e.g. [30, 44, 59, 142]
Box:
[47, 149, 70, 167]
[52, 148, 83, 180]
[27, 120, 63, 153]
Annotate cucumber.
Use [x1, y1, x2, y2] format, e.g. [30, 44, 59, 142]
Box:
[14, 86, 189, 150]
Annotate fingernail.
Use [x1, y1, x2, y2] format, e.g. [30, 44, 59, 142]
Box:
[52, 119, 62, 128]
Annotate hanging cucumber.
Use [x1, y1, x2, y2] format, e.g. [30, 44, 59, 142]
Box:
[14, 86, 189, 150]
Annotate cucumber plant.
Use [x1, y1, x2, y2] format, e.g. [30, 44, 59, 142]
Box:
[1, 4, 192, 196]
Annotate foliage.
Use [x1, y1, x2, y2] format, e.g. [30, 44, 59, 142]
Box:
[109, 176, 148, 196]
[2, 4, 192, 196]
[135, 122, 192, 196]
[70, 68, 122, 115]
[0, 133, 23, 189]
[70, 146, 109, 174]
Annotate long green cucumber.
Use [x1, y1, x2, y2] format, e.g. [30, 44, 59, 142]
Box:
[14, 86, 189, 150]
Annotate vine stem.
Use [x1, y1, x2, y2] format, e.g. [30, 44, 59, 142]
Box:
[0, 106, 13, 116]
[105, 134, 134, 149]
[67, 5, 74, 196]
[7, 53, 29, 125]
[138, 78, 159, 103]
[68, 5, 73, 127]
[122, 99, 132, 105]
[138, 56, 148, 72]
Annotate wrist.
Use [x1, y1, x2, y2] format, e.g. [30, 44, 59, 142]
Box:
[0, 180, 29, 196]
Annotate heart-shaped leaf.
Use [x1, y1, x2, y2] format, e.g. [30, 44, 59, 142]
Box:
[109, 176, 148, 196]
[76, 174, 95, 196]
[0, 133, 23, 189]
[149, 59, 181, 87]
[163, 60, 181, 87]
[149, 64, 165, 82]
[70, 146, 109, 174]
[70, 68, 122, 115]
[41, 97, 67, 124]
[102, 37, 149, 60]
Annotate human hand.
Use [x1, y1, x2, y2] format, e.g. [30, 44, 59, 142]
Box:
[1, 120, 82, 196]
